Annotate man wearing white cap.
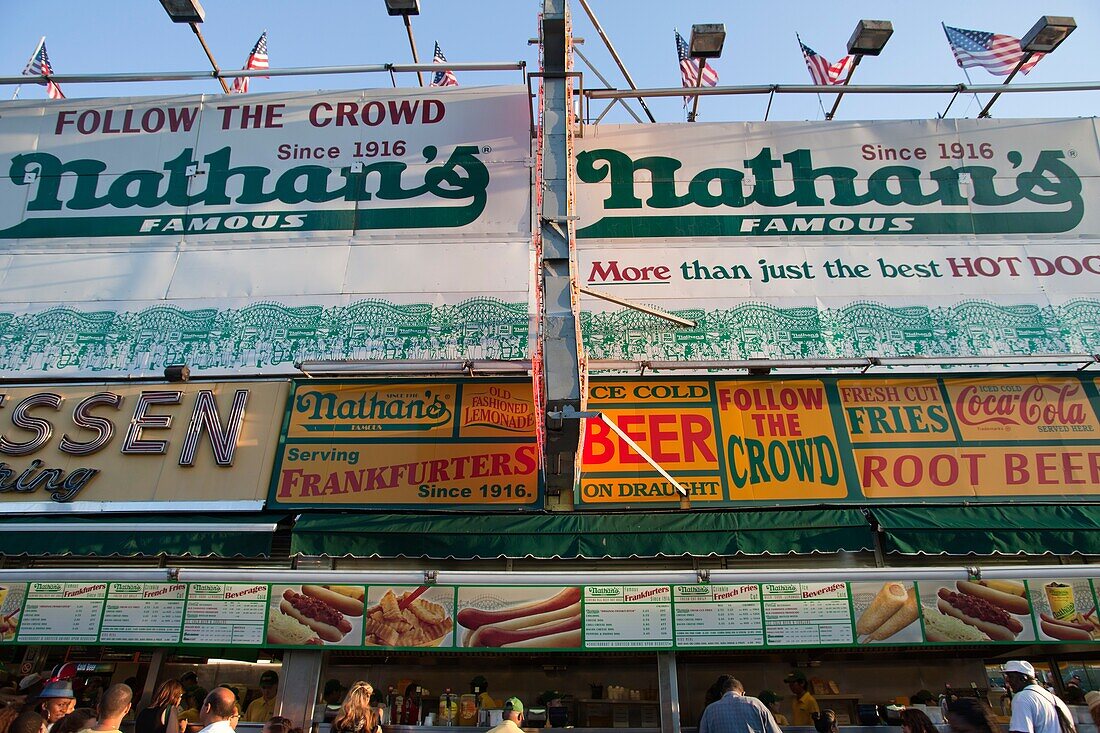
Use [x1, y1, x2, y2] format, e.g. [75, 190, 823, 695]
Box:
[1003, 661, 1076, 733]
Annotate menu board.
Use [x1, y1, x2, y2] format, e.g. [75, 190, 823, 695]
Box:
[17, 583, 107, 643]
[763, 582, 854, 646]
[673, 584, 763, 647]
[584, 586, 673, 648]
[100, 583, 187, 644]
[4, 578, 1098, 651]
[181, 584, 268, 646]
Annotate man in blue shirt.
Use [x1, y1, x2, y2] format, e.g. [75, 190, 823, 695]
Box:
[700, 677, 784, 733]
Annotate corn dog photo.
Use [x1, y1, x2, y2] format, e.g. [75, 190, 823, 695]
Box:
[457, 587, 583, 649]
[852, 581, 922, 644]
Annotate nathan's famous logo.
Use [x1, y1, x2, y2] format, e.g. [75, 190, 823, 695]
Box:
[2, 144, 489, 238]
[293, 388, 453, 432]
[575, 146, 1083, 237]
[954, 383, 1088, 428]
[461, 385, 534, 433]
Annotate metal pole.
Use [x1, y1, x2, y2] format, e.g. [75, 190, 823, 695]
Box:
[575, 0, 657, 122]
[942, 23, 986, 114]
[574, 46, 643, 123]
[658, 652, 682, 733]
[402, 14, 425, 87]
[688, 57, 705, 122]
[939, 85, 963, 118]
[826, 54, 861, 120]
[763, 86, 776, 120]
[978, 52, 1033, 118]
[190, 22, 231, 93]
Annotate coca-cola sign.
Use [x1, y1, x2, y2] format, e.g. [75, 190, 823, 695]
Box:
[954, 383, 1088, 428]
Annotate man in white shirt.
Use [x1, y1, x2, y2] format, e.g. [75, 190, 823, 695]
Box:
[90, 684, 132, 733]
[198, 688, 239, 733]
[1005, 660, 1076, 733]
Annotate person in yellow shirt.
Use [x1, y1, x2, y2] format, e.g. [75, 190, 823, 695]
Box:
[784, 672, 819, 727]
[243, 673, 279, 723]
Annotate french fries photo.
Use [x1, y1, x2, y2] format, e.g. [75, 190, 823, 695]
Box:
[458, 587, 582, 649]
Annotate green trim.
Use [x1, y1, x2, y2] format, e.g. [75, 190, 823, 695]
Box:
[0, 514, 283, 557]
[289, 509, 875, 559]
[872, 505, 1100, 556]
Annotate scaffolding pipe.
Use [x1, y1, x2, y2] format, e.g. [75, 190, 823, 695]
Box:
[0, 62, 525, 87]
[585, 80, 1100, 100]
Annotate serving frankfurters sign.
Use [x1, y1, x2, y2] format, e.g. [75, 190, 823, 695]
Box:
[5, 578, 1100, 650]
[582, 374, 1100, 508]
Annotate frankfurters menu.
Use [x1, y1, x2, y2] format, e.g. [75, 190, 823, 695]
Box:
[7, 578, 1100, 650]
[584, 586, 673, 648]
[17, 583, 107, 643]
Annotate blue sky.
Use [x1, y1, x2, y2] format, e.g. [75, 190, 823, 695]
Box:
[4, 1, 1098, 122]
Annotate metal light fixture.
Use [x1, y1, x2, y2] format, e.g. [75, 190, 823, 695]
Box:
[1020, 15, 1076, 53]
[846, 19, 893, 56]
[158, 0, 205, 23]
[164, 364, 191, 382]
[384, 0, 420, 16]
[688, 23, 726, 58]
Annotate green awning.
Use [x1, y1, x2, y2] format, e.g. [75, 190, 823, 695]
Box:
[872, 505, 1100, 556]
[0, 514, 286, 557]
[290, 509, 875, 559]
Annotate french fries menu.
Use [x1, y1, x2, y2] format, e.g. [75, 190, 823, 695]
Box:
[3, 578, 1100, 650]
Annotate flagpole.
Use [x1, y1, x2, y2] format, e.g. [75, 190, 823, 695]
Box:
[12, 36, 46, 100]
[797, 34, 829, 119]
[941, 22, 985, 116]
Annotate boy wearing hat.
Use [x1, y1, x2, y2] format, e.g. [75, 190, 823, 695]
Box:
[1002, 660, 1075, 733]
[243, 672, 279, 723]
[758, 691, 789, 726]
[784, 671, 820, 727]
[486, 698, 524, 733]
[37, 680, 76, 731]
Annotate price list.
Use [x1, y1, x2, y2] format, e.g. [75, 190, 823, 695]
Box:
[17, 583, 107, 643]
[100, 583, 187, 643]
[673, 584, 764, 647]
[763, 582, 853, 646]
[182, 584, 268, 645]
[584, 586, 673, 648]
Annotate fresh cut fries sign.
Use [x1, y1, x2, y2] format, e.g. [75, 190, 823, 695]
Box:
[5, 578, 1100, 650]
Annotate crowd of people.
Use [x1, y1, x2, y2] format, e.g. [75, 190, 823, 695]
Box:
[697, 660, 1100, 733]
[0, 670, 300, 733]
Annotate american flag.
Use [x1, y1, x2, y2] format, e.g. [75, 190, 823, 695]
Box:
[22, 39, 64, 100]
[943, 25, 1043, 76]
[676, 30, 718, 106]
[431, 42, 458, 87]
[798, 39, 853, 86]
[232, 31, 269, 94]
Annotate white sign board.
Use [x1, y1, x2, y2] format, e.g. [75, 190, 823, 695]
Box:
[575, 119, 1100, 362]
[0, 87, 532, 376]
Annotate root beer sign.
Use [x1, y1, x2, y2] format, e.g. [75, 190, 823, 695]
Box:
[269, 379, 540, 509]
[581, 374, 1100, 506]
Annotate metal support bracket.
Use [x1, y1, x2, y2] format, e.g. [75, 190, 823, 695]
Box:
[547, 405, 688, 496]
[696, 568, 711, 584]
[424, 569, 438, 585]
[579, 286, 697, 328]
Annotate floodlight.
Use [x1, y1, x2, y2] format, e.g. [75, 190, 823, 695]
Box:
[159, 0, 205, 23]
[384, 0, 421, 16]
[689, 24, 726, 59]
[847, 19, 893, 56]
[1020, 16, 1076, 53]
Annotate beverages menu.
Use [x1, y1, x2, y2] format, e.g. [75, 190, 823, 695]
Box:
[763, 582, 854, 646]
[181, 584, 268, 645]
[584, 585, 673, 648]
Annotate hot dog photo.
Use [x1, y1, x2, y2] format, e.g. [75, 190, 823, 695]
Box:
[852, 581, 921, 644]
[1027, 577, 1100, 642]
[266, 584, 364, 647]
[457, 586, 582, 649]
[918, 579, 1035, 643]
[364, 586, 455, 647]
